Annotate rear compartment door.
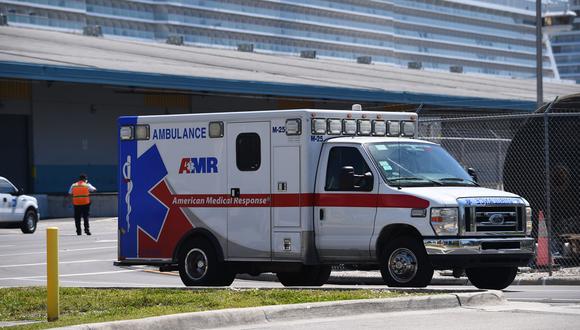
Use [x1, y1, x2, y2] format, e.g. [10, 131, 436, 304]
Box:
[226, 122, 271, 259]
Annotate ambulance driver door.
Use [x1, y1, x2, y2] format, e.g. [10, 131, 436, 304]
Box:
[227, 122, 271, 259]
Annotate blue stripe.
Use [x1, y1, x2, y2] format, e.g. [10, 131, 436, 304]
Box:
[0, 61, 536, 111]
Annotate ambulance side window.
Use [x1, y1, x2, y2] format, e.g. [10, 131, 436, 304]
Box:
[325, 147, 373, 192]
[236, 133, 261, 171]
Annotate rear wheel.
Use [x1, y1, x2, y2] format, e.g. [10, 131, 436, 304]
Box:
[466, 267, 518, 290]
[178, 238, 235, 286]
[380, 236, 433, 287]
[21, 209, 37, 234]
[277, 265, 331, 286]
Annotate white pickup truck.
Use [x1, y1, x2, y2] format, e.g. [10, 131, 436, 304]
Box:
[0, 176, 39, 233]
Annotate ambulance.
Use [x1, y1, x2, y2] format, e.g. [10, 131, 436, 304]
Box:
[116, 107, 534, 289]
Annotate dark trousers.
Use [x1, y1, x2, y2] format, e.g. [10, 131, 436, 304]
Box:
[74, 204, 90, 233]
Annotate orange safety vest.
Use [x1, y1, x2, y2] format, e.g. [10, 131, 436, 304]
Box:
[72, 181, 91, 206]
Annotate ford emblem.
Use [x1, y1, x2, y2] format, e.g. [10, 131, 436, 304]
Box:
[489, 213, 505, 225]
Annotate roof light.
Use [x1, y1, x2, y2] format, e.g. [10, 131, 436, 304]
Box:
[343, 119, 357, 135]
[357, 119, 372, 135]
[327, 119, 342, 135]
[285, 118, 302, 135]
[312, 118, 326, 135]
[373, 120, 386, 136]
[401, 121, 416, 137]
[209, 121, 224, 138]
[135, 125, 150, 140]
[120, 126, 134, 141]
[387, 121, 400, 136]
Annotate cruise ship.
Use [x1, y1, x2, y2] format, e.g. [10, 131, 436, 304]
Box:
[0, 0, 559, 79]
[544, 0, 580, 82]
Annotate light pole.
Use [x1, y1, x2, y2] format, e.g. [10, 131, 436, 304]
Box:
[536, 0, 543, 109]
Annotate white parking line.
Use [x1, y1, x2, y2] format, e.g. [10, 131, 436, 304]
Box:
[0, 269, 138, 281]
[0, 259, 114, 268]
[0, 246, 116, 257]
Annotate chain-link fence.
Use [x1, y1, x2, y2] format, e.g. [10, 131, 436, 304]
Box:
[419, 108, 580, 270]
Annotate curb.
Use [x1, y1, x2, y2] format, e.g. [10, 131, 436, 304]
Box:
[57, 291, 504, 330]
[237, 273, 580, 286]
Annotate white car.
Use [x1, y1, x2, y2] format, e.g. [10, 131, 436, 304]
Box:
[0, 176, 39, 233]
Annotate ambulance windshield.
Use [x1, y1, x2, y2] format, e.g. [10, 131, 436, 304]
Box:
[367, 142, 475, 187]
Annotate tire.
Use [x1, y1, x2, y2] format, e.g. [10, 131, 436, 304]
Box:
[20, 209, 38, 234]
[277, 265, 331, 286]
[466, 267, 518, 290]
[178, 238, 235, 286]
[380, 236, 433, 287]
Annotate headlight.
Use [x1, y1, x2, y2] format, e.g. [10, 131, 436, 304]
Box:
[525, 207, 532, 235]
[430, 208, 458, 236]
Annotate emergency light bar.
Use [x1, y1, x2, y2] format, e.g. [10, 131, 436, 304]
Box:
[387, 121, 400, 136]
[312, 119, 327, 134]
[357, 120, 372, 136]
[285, 119, 301, 135]
[309, 118, 416, 137]
[328, 119, 342, 135]
[120, 125, 150, 141]
[401, 121, 416, 137]
[372, 120, 386, 136]
[120, 126, 133, 140]
[343, 119, 357, 135]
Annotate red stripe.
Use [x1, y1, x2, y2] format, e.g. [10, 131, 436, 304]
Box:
[165, 193, 428, 208]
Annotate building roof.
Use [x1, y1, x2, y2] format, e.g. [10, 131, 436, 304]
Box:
[0, 26, 578, 111]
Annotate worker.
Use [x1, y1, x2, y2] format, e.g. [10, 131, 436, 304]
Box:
[69, 174, 97, 235]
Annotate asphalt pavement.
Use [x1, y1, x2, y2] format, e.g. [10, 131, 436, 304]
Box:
[2, 217, 580, 306]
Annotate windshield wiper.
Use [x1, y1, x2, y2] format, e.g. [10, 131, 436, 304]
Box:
[439, 177, 479, 186]
[389, 177, 442, 186]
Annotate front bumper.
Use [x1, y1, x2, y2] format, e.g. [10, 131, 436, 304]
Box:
[424, 237, 535, 268]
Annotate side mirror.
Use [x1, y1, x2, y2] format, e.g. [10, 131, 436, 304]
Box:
[339, 166, 355, 191]
[467, 168, 478, 183]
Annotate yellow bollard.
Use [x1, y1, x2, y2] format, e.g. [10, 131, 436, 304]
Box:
[47, 227, 59, 322]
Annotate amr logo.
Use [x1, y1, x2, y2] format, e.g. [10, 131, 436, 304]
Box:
[179, 157, 219, 174]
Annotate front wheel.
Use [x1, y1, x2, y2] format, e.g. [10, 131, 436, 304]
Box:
[21, 209, 38, 234]
[178, 238, 235, 286]
[277, 265, 331, 286]
[466, 267, 518, 290]
[380, 236, 433, 287]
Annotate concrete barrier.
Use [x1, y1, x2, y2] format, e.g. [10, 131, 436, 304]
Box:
[34, 193, 118, 219]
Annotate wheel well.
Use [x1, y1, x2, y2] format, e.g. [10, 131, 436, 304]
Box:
[173, 228, 224, 263]
[376, 224, 424, 262]
[24, 207, 37, 218]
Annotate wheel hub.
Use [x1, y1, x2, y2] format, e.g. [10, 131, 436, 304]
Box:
[388, 248, 418, 284]
[185, 248, 208, 281]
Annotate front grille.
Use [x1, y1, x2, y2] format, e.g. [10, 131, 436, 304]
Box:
[464, 205, 524, 234]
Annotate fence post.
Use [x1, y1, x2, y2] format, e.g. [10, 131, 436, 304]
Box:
[47, 227, 59, 321]
[543, 99, 556, 276]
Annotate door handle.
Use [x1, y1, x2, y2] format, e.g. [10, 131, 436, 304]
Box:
[319, 208, 325, 221]
[230, 188, 240, 198]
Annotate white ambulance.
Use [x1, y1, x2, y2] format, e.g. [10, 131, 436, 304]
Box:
[116, 107, 534, 289]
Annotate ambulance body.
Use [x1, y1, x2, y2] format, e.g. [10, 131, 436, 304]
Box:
[117, 109, 534, 289]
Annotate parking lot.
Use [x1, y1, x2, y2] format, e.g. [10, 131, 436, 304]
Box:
[1, 217, 580, 305]
[0, 217, 185, 288]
